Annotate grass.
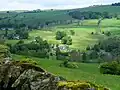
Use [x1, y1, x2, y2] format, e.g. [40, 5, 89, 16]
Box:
[4, 19, 120, 50]
[1, 5, 120, 28]
[29, 27, 103, 50]
[12, 54, 120, 90]
[77, 5, 120, 14]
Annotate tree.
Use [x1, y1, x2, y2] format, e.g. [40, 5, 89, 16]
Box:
[105, 31, 111, 36]
[70, 30, 75, 35]
[56, 44, 61, 60]
[97, 18, 103, 34]
[55, 31, 66, 40]
[61, 36, 72, 45]
[5, 28, 8, 37]
[35, 36, 43, 43]
[82, 52, 87, 63]
[86, 46, 91, 50]
[15, 29, 29, 39]
[61, 37, 67, 44]
[6, 11, 10, 13]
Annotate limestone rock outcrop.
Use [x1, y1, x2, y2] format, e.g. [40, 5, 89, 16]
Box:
[0, 61, 109, 90]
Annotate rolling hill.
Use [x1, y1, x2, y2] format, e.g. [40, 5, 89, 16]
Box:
[74, 5, 120, 14]
[0, 4, 120, 28]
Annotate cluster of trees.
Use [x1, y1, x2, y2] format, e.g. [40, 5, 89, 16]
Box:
[0, 23, 27, 29]
[55, 45, 70, 60]
[100, 61, 120, 75]
[85, 36, 120, 62]
[0, 10, 74, 30]
[55, 46, 89, 63]
[61, 36, 72, 45]
[55, 31, 73, 45]
[112, 2, 120, 6]
[24, 9, 42, 13]
[56, 31, 66, 40]
[0, 20, 74, 30]
[5, 29, 29, 40]
[55, 35, 120, 63]
[9, 37, 50, 58]
[69, 11, 112, 19]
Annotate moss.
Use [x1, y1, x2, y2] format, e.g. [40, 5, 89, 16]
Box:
[58, 81, 110, 90]
[12, 60, 45, 72]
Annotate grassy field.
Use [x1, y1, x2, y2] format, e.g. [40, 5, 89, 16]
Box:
[29, 26, 104, 50]
[25, 19, 120, 50]
[12, 54, 120, 90]
[4, 19, 120, 50]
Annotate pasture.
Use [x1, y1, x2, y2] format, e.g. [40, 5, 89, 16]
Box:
[12, 54, 120, 90]
[4, 19, 120, 50]
[27, 19, 120, 50]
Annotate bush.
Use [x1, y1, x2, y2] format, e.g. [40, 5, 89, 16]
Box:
[105, 32, 111, 36]
[70, 30, 75, 35]
[117, 16, 120, 20]
[102, 31, 105, 34]
[60, 60, 79, 69]
[100, 61, 120, 75]
[91, 32, 94, 35]
[58, 81, 110, 90]
[86, 46, 91, 50]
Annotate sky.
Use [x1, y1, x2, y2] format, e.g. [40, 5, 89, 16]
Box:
[0, 0, 120, 11]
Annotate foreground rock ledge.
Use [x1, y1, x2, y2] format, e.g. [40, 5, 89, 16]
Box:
[0, 61, 109, 90]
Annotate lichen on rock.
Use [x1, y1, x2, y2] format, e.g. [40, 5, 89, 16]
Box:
[0, 60, 109, 90]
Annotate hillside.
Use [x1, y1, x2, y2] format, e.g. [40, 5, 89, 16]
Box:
[75, 5, 120, 14]
[0, 10, 74, 28]
[0, 5, 120, 29]
[12, 54, 120, 90]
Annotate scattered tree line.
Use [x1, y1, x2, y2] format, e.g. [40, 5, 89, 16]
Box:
[9, 37, 50, 58]
[69, 11, 113, 20]
[112, 2, 120, 6]
[1, 29, 29, 40]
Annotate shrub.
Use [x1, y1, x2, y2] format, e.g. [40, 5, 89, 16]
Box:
[91, 32, 94, 35]
[100, 61, 120, 75]
[105, 32, 111, 36]
[86, 46, 91, 50]
[58, 81, 110, 90]
[117, 16, 120, 20]
[102, 31, 105, 34]
[60, 60, 79, 69]
[70, 30, 75, 35]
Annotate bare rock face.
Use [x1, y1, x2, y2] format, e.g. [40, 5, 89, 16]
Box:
[0, 61, 109, 90]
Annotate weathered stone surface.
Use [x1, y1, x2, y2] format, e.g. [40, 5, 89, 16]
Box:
[0, 61, 109, 90]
